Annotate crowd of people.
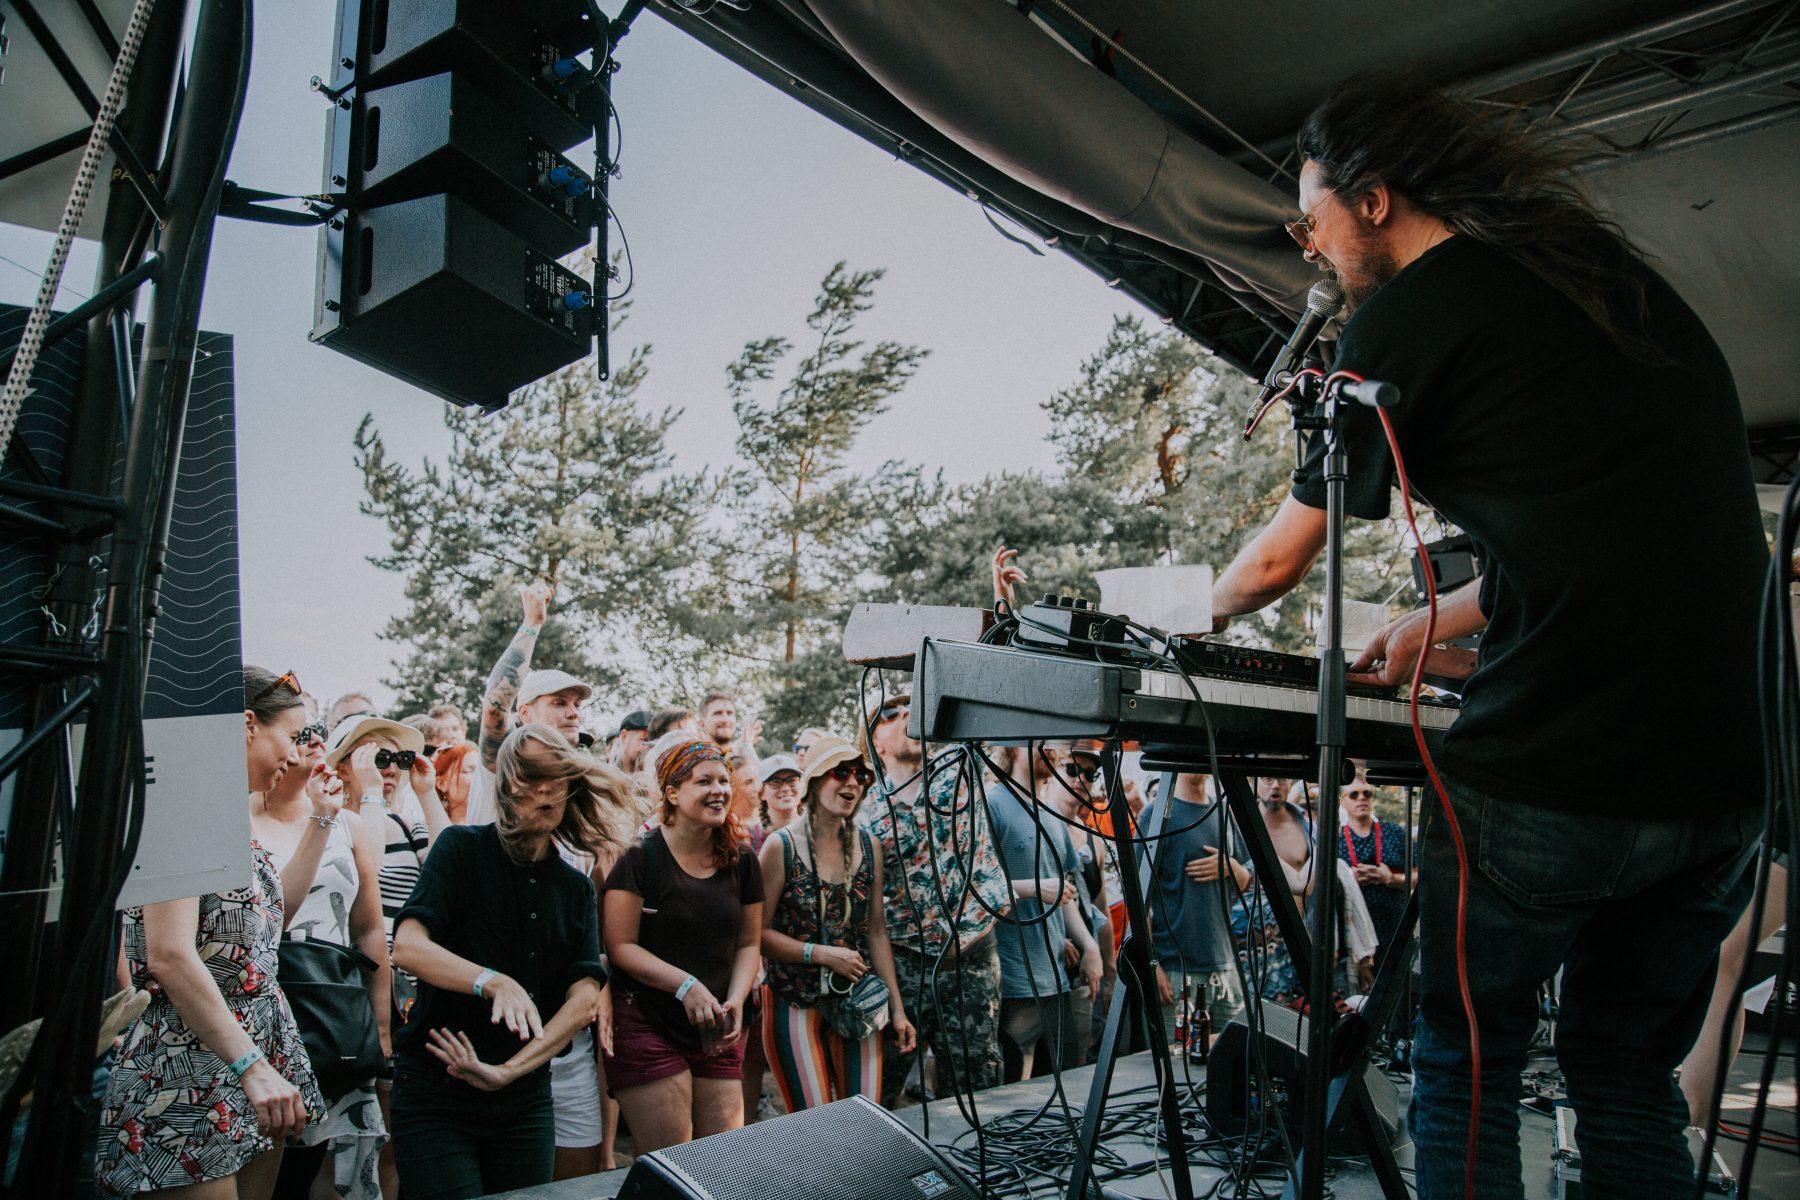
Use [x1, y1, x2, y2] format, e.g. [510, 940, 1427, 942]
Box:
[87, 568, 1775, 1200]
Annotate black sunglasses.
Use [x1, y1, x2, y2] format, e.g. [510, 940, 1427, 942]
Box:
[1061, 761, 1099, 782]
[373, 748, 417, 770]
[1344, 789, 1375, 799]
[876, 701, 909, 723]
[295, 722, 328, 747]
[824, 762, 876, 786]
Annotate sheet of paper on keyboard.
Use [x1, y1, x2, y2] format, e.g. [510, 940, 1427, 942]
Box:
[1331, 599, 1391, 659]
[1095, 565, 1212, 635]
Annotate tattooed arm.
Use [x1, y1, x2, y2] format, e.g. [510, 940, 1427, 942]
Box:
[479, 582, 552, 772]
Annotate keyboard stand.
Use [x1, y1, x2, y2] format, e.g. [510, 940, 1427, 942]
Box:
[1067, 758, 1417, 1200]
[1066, 751, 1196, 1200]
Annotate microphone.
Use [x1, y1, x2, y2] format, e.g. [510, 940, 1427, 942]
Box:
[1242, 277, 1345, 440]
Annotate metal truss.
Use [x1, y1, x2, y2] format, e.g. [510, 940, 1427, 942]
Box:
[0, 0, 251, 1193]
[1456, 0, 1800, 170]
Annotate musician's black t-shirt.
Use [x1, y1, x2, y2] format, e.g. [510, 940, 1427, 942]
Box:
[1292, 235, 1767, 818]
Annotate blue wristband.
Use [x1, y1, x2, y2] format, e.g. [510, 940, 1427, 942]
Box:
[675, 975, 697, 1001]
[226, 1048, 264, 1079]
[802, 943, 815, 966]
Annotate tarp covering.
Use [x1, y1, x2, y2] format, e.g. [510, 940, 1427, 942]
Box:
[801, 0, 1315, 317]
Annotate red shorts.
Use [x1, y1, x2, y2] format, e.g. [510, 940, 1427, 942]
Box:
[603, 987, 745, 1093]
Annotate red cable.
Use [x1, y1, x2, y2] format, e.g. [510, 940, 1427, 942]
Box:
[1328, 371, 1483, 1200]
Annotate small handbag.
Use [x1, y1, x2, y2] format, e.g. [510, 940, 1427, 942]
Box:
[277, 934, 384, 1100]
[812, 826, 891, 1042]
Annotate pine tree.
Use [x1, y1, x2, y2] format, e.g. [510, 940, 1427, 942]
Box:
[355, 300, 715, 716]
[719, 262, 932, 742]
[1043, 314, 1411, 651]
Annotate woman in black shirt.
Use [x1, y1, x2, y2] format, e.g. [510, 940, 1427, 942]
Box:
[603, 732, 764, 1153]
[388, 725, 634, 1200]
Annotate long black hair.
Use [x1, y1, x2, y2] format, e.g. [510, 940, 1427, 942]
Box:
[1297, 76, 1659, 359]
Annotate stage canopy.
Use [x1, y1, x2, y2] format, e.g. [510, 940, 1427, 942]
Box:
[654, 0, 1800, 477]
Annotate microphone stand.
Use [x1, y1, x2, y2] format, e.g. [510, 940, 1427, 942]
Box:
[1283, 373, 1398, 1200]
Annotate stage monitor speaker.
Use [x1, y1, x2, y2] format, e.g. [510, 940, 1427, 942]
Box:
[1205, 1000, 1402, 1154]
[617, 1096, 978, 1200]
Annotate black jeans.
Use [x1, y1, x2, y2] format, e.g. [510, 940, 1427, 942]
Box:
[1410, 776, 1760, 1200]
[390, 1063, 555, 1200]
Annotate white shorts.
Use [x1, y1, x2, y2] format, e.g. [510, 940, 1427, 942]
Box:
[550, 1027, 602, 1148]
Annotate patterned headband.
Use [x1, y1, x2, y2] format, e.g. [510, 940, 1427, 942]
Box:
[656, 739, 727, 796]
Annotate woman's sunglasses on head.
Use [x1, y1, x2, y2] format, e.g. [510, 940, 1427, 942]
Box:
[250, 670, 301, 708]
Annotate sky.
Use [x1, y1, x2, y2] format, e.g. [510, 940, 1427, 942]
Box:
[0, 3, 1146, 715]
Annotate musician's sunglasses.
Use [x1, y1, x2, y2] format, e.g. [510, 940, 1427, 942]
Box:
[876, 700, 909, 723]
[1284, 191, 1334, 253]
[823, 762, 875, 786]
[1060, 761, 1099, 783]
[1344, 788, 1375, 799]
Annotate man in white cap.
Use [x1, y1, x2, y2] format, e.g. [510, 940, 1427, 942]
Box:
[463, 582, 594, 826]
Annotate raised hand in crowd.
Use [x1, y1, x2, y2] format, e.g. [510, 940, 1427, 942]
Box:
[304, 760, 345, 824]
[992, 545, 1027, 606]
[407, 744, 453, 843]
[480, 580, 556, 771]
[340, 741, 383, 809]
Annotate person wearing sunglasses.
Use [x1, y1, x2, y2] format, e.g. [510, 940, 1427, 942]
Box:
[758, 735, 914, 1112]
[789, 726, 829, 768]
[96, 667, 325, 1199]
[255, 707, 391, 1200]
[1206, 77, 1765, 1198]
[861, 691, 1011, 1106]
[753, 754, 804, 842]
[1335, 775, 1412, 950]
[602, 732, 765, 1153]
[325, 716, 453, 952]
[984, 743, 1105, 1081]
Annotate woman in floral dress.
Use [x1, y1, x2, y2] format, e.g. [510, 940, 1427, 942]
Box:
[95, 667, 325, 1198]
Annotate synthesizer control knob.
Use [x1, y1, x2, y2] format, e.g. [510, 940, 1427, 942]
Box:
[1040, 592, 1060, 607]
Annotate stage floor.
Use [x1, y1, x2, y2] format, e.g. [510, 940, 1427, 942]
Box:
[494, 1048, 1796, 1199]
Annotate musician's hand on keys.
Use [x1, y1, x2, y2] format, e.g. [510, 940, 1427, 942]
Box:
[1347, 608, 1478, 688]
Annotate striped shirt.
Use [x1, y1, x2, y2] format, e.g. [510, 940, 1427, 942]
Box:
[377, 798, 429, 936]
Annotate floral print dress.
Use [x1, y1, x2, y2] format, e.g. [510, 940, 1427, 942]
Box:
[95, 842, 324, 1193]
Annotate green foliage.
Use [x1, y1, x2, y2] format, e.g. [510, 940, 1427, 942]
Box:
[718, 263, 936, 743]
[357, 261, 1423, 742]
[1043, 314, 1407, 651]
[355, 298, 716, 717]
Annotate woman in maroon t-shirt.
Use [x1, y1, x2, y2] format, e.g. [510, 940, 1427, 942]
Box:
[603, 733, 764, 1152]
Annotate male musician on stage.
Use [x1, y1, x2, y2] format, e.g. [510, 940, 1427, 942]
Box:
[1209, 77, 1766, 1197]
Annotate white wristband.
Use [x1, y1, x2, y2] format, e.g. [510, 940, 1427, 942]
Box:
[675, 975, 697, 1001]
[472, 968, 496, 997]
